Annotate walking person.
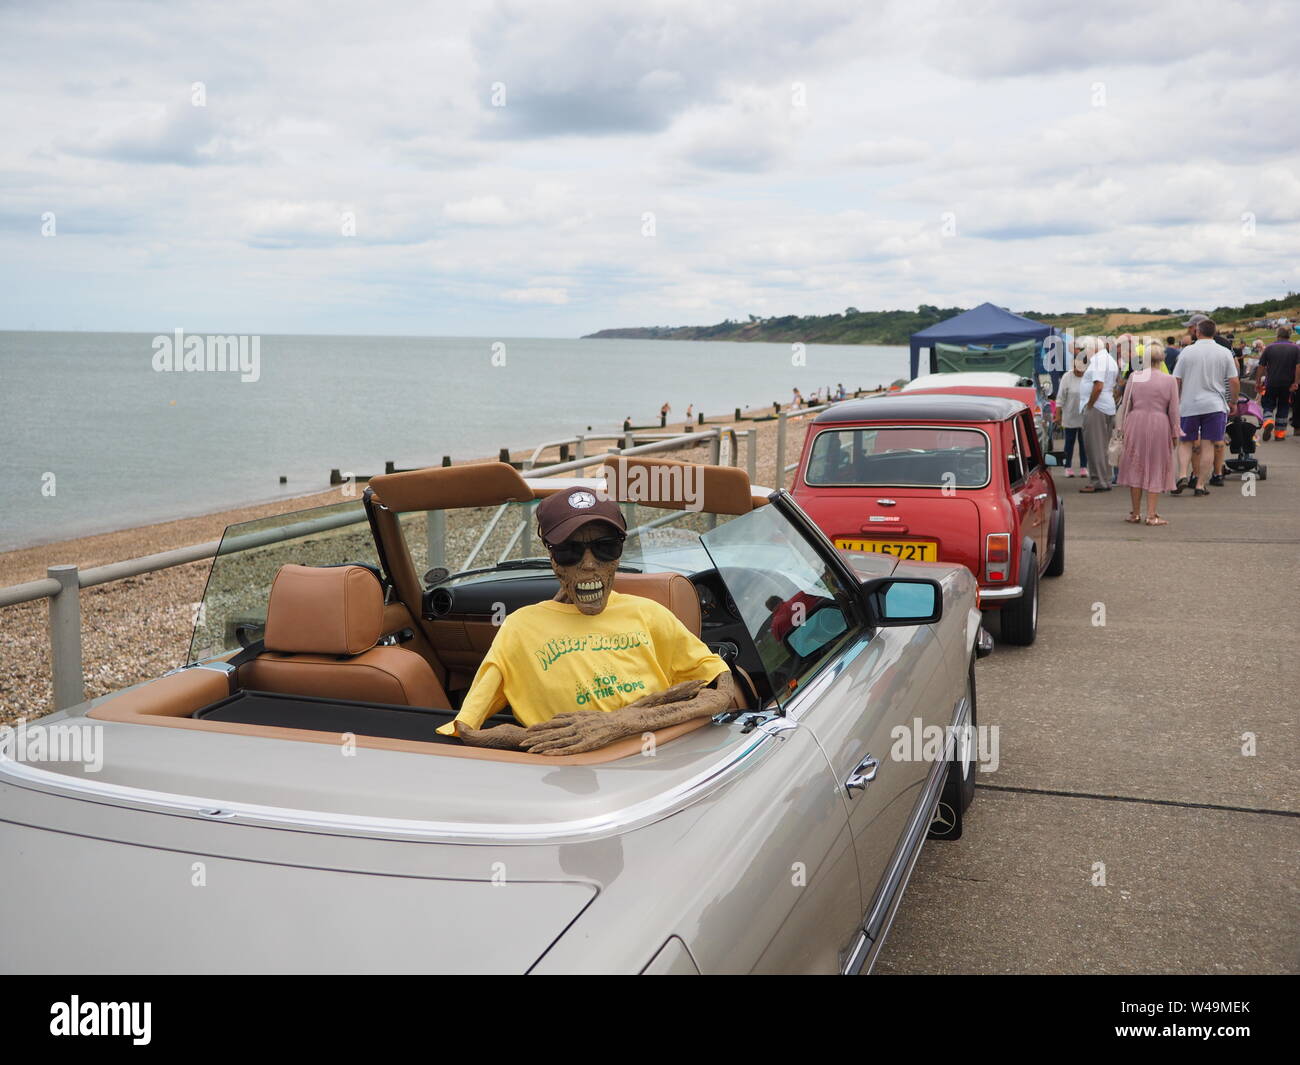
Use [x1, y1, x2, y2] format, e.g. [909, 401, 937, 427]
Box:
[1257, 326, 1300, 440]
[1078, 338, 1119, 493]
[1118, 347, 1181, 525]
[1164, 336, 1181, 373]
[1055, 354, 1088, 477]
[1171, 318, 1239, 496]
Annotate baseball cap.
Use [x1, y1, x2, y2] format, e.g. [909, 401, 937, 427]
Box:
[1184, 312, 1210, 327]
[535, 487, 626, 545]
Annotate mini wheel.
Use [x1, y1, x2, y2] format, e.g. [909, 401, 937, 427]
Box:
[1258, 465, 1267, 480]
[999, 555, 1038, 646]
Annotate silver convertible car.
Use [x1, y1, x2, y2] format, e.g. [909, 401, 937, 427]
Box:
[0, 457, 987, 974]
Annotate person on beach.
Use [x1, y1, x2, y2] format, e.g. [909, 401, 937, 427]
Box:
[1171, 318, 1239, 495]
[1257, 326, 1300, 441]
[1078, 337, 1119, 493]
[790, 388, 804, 410]
[1118, 346, 1181, 525]
[660, 401, 671, 424]
[1055, 354, 1088, 477]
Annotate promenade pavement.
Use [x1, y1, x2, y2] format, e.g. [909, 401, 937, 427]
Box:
[877, 434, 1299, 973]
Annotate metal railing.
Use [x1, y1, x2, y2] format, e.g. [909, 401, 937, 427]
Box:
[772, 403, 832, 490]
[2, 424, 758, 712]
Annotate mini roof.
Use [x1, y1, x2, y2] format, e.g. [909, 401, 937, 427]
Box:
[814, 393, 1028, 424]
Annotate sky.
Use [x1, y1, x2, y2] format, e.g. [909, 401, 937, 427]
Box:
[2, 0, 1297, 337]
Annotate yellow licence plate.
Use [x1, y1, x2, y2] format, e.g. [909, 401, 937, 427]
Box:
[835, 539, 938, 562]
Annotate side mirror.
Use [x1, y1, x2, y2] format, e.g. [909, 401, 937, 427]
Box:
[860, 577, 943, 626]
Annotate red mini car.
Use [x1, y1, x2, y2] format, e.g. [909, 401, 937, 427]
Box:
[791, 393, 1063, 645]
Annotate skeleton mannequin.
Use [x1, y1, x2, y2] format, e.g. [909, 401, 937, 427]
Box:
[454, 498, 735, 756]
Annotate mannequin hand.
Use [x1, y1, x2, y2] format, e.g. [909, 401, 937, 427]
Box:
[456, 723, 531, 749]
[519, 711, 629, 756]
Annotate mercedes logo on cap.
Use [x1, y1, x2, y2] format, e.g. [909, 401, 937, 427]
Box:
[568, 490, 597, 509]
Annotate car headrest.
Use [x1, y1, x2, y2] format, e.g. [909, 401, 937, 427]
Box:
[263, 564, 384, 656]
[613, 572, 702, 637]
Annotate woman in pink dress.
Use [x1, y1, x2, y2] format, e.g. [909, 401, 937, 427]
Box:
[1117, 346, 1181, 526]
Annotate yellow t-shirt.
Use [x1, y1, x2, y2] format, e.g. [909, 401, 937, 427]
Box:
[437, 591, 728, 735]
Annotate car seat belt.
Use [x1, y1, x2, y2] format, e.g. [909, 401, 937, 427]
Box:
[219, 639, 265, 696]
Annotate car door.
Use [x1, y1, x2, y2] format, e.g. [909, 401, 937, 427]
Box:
[794, 622, 947, 922]
[1005, 419, 1035, 577]
[700, 498, 946, 947]
[1015, 410, 1050, 566]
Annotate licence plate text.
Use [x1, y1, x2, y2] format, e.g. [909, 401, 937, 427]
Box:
[835, 539, 938, 561]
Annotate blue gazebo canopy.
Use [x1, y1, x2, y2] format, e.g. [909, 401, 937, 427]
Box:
[909, 303, 1057, 378]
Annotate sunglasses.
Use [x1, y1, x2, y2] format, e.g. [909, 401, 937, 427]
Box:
[546, 535, 626, 566]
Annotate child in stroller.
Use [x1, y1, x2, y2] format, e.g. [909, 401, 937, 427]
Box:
[1223, 394, 1268, 481]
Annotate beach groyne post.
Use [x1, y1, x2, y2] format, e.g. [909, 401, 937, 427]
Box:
[47, 565, 85, 710]
[775, 411, 788, 490]
[744, 429, 757, 482]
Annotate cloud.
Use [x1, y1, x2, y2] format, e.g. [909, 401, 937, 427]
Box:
[0, 0, 1296, 338]
[444, 195, 513, 224]
[839, 137, 931, 167]
[60, 104, 264, 166]
[470, 0, 859, 138]
[502, 286, 569, 304]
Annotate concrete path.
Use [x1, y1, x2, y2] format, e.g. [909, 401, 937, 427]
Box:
[877, 434, 1299, 973]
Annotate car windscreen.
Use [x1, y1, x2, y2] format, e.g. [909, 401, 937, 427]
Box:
[701, 504, 861, 711]
[396, 498, 739, 584]
[188, 499, 374, 663]
[804, 426, 989, 488]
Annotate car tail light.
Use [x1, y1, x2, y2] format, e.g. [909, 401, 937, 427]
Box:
[985, 533, 1011, 582]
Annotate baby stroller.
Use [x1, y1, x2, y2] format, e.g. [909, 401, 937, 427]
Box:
[1224, 395, 1267, 481]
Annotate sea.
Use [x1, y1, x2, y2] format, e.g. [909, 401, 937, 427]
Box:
[0, 331, 910, 551]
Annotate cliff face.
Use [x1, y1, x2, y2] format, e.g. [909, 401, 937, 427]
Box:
[583, 294, 1300, 348]
[583, 307, 968, 346]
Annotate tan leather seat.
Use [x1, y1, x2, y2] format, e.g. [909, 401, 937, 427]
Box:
[239, 564, 450, 708]
[613, 572, 702, 635]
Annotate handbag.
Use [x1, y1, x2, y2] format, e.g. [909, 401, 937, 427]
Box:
[1106, 427, 1125, 467]
[1106, 384, 1130, 466]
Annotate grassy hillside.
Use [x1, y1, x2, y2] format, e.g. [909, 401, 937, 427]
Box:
[585, 295, 1299, 347]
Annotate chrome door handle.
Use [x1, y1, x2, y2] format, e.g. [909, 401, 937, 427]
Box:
[845, 754, 880, 793]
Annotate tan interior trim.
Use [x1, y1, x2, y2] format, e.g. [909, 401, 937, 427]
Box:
[370, 458, 756, 516]
[87, 670, 712, 766]
[369, 461, 533, 513]
[371, 504, 449, 688]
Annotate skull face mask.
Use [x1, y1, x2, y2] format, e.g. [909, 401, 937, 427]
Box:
[535, 487, 628, 615]
[549, 523, 623, 615]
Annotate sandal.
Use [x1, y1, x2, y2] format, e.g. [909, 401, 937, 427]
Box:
[1125, 512, 1141, 523]
[1145, 516, 1168, 526]
[1079, 484, 1102, 492]
[1193, 487, 1210, 496]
